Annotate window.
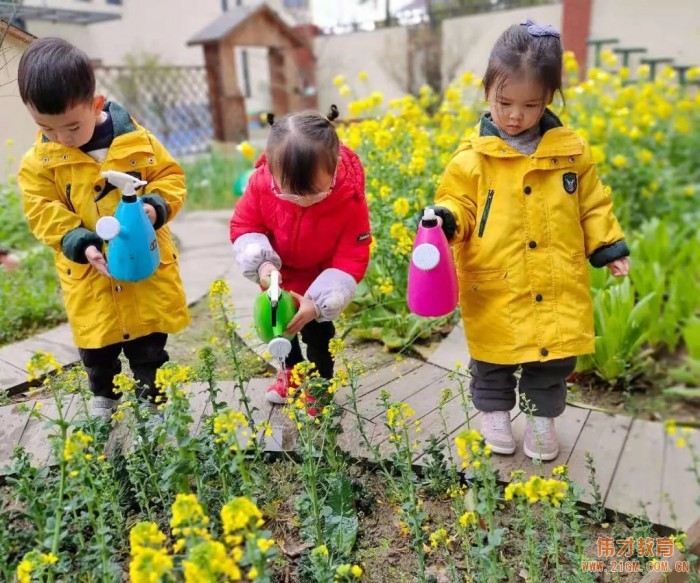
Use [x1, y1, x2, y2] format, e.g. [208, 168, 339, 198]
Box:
[284, 0, 308, 8]
[106, 0, 122, 5]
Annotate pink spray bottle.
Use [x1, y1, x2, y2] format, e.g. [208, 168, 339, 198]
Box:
[407, 207, 459, 317]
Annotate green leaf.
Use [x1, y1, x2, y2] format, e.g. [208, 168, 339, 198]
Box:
[682, 318, 700, 360]
[324, 475, 358, 556]
[663, 386, 700, 399]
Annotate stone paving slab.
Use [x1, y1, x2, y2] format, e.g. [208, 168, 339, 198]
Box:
[427, 320, 469, 373]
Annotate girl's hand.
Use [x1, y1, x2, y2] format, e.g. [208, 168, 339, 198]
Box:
[85, 245, 111, 277]
[259, 262, 281, 289]
[143, 203, 157, 225]
[285, 291, 318, 335]
[607, 257, 630, 277]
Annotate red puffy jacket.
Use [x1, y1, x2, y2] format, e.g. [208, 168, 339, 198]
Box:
[229, 144, 372, 295]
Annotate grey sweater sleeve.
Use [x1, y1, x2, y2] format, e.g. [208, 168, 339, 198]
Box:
[305, 268, 358, 322]
[231, 232, 282, 283]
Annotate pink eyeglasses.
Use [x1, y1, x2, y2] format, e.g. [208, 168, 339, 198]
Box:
[271, 165, 338, 207]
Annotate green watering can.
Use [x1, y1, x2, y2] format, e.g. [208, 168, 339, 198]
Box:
[233, 168, 255, 198]
[253, 271, 298, 358]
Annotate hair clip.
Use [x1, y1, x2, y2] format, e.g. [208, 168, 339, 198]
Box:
[521, 19, 560, 38]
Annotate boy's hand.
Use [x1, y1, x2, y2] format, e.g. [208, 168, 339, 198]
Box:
[85, 245, 111, 277]
[259, 262, 281, 289]
[285, 291, 318, 336]
[143, 203, 157, 225]
[607, 257, 630, 277]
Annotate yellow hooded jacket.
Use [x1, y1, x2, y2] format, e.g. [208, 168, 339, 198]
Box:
[18, 102, 190, 349]
[436, 110, 628, 365]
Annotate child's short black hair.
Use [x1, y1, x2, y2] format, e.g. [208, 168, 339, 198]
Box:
[266, 105, 340, 196]
[18, 37, 95, 115]
[483, 22, 563, 104]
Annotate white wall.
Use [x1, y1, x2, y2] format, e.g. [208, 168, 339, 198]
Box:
[26, 0, 221, 66]
[236, 46, 273, 115]
[314, 26, 409, 112]
[590, 0, 700, 66]
[23, 0, 121, 14]
[0, 35, 37, 181]
[17, 0, 296, 134]
[24, 0, 295, 67]
[312, 0, 415, 29]
[441, 4, 563, 83]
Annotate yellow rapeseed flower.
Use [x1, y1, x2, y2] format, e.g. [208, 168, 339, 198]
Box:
[393, 197, 410, 218]
[130, 547, 174, 583]
[611, 154, 628, 168]
[237, 141, 256, 161]
[221, 496, 264, 535]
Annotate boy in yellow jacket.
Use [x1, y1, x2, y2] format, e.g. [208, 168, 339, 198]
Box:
[17, 38, 190, 420]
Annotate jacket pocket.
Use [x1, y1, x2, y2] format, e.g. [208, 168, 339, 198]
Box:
[563, 253, 593, 338]
[157, 232, 179, 266]
[135, 231, 186, 325]
[458, 269, 515, 352]
[478, 190, 494, 238]
[55, 254, 101, 328]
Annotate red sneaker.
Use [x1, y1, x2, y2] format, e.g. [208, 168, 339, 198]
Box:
[266, 369, 295, 404]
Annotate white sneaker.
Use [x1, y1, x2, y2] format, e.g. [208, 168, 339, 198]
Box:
[89, 396, 118, 422]
[480, 411, 516, 455]
[524, 416, 559, 461]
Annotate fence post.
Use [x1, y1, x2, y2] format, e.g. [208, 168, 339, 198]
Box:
[561, 0, 594, 74]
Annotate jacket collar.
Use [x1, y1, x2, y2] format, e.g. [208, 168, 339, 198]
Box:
[472, 109, 583, 158]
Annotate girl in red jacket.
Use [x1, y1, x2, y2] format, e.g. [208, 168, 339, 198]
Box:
[230, 106, 371, 404]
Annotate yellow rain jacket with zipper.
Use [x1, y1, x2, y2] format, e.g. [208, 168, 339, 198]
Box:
[18, 102, 190, 349]
[435, 110, 628, 365]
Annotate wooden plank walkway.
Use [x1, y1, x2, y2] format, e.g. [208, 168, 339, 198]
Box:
[1, 359, 698, 531]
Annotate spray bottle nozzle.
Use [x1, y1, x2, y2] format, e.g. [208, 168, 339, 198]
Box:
[102, 171, 147, 198]
[421, 207, 439, 227]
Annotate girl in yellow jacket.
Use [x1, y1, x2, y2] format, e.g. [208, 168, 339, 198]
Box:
[430, 22, 630, 461]
[17, 38, 190, 420]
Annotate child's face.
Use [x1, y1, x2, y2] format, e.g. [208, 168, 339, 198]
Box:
[272, 167, 336, 207]
[487, 76, 552, 136]
[27, 95, 105, 148]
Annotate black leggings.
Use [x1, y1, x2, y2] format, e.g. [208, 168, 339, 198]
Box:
[78, 333, 169, 402]
[285, 320, 335, 380]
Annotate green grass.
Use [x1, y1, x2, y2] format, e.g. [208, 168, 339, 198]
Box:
[182, 152, 252, 209]
[0, 247, 65, 346]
